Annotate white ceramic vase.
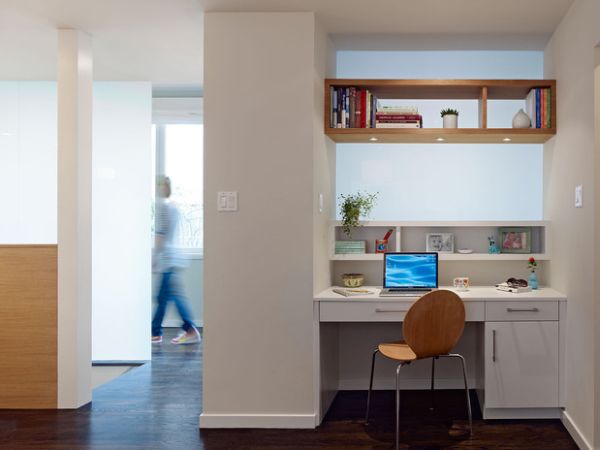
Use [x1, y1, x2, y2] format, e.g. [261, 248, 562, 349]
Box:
[442, 114, 458, 128]
[512, 108, 531, 128]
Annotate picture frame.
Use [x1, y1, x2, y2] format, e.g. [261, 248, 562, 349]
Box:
[425, 233, 454, 253]
[499, 227, 532, 253]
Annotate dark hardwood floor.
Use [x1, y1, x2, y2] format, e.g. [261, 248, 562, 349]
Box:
[0, 329, 578, 449]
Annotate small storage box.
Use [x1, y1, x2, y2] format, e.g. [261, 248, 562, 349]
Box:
[335, 240, 366, 254]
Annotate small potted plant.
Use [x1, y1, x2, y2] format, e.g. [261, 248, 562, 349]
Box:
[528, 256, 538, 289]
[441, 108, 459, 128]
[335, 192, 378, 255]
[339, 192, 378, 238]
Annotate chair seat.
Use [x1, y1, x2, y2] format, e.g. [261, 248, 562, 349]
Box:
[378, 341, 417, 362]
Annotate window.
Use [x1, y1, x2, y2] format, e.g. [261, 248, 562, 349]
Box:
[153, 123, 203, 252]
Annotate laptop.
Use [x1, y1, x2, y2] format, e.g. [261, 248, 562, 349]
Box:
[379, 252, 438, 297]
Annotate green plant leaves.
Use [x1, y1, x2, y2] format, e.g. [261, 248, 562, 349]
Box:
[339, 192, 378, 238]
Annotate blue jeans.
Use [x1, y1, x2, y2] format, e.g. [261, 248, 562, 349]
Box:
[152, 271, 196, 337]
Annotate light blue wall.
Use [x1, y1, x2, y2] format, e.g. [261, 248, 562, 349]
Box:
[337, 51, 543, 79]
[336, 51, 544, 221]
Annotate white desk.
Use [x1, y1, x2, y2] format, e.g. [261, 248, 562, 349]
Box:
[313, 286, 567, 423]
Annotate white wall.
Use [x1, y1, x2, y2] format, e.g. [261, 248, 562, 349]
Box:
[543, 1, 600, 448]
[203, 12, 331, 428]
[0, 82, 57, 244]
[91, 82, 152, 362]
[0, 81, 152, 363]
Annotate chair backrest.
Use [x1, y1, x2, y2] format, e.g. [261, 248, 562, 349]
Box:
[403, 289, 465, 359]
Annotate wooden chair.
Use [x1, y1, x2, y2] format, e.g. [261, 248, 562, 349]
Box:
[365, 289, 472, 449]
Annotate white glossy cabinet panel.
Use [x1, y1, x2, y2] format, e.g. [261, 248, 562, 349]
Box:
[485, 321, 559, 408]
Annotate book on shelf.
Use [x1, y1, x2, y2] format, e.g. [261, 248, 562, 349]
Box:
[525, 87, 552, 129]
[377, 105, 419, 115]
[375, 123, 421, 128]
[375, 114, 422, 120]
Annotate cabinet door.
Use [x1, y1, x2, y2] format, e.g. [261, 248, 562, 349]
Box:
[485, 321, 559, 408]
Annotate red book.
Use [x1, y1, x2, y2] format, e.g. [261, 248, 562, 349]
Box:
[375, 114, 422, 120]
[541, 89, 546, 129]
[376, 119, 420, 123]
[354, 89, 362, 128]
[360, 90, 367, 128]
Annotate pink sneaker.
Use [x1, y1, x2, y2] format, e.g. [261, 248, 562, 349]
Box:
[152, 336, 163, 344]
[171, 327, 201, 345]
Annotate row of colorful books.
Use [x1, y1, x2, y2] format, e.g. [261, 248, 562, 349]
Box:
[329, 87, 423, 128]
[330, 87, 378, 128]
[525, 88, 552, 129]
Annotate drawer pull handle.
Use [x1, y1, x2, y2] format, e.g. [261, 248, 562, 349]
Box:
[506, 307, 539, 312]
[492, 329, 497, 362]
[375, 308, 408, 313]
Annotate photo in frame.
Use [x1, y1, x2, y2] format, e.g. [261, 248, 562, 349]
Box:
[499, 227, 532, 253]
[425, 233, 454, 253]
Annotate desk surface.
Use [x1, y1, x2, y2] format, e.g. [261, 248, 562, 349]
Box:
[315, 286, 567, 302]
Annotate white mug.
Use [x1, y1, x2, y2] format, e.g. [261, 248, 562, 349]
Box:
[453, 277, 470, 291]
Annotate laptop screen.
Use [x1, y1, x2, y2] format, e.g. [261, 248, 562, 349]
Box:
[383, 252, 438, 289]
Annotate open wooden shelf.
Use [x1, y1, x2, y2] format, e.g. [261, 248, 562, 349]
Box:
[327, 128, 556, 144]
[325, 79, 556, 144]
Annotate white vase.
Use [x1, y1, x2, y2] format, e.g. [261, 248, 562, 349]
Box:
[443, 114, 458, 128]
[512, 108, 531, 128]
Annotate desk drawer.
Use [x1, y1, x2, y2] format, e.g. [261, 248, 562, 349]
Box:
[485, 301, 558, 321]
[320, 301, 484, 322]
[320, 301, 410, 322]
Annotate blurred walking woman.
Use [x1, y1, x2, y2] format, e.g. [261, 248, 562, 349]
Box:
[151, 176, 200, 344]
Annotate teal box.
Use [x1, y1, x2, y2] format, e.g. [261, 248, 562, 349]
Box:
[335, 240, 366, 254]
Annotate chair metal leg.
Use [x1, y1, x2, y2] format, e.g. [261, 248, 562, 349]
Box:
[430, 356, 436, 410]
[457, 354, 473, 436]
[441, 354, 473, 436]
[365, 349, 379, 424]
[395, 362, 405, 450]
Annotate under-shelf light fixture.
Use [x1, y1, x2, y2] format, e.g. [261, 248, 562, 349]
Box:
[436, 137, 445, 142]
[503, 137, 512, 142]
[369, 137, 378, 142]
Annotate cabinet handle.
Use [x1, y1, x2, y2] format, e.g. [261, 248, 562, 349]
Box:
[506, 307, 539, 312]
[375, 308, 408, 313]
[492, 329, 496, 362]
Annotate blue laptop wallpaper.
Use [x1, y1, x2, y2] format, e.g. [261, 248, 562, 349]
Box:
[384, 253, 438, 288]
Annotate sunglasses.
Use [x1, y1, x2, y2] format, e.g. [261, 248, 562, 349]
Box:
[506, 277, 528, 288]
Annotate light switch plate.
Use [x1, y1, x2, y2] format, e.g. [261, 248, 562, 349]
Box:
[575, 185, 583, 208]
[218, 191, 238, 212]
[318, 193, 324, 213]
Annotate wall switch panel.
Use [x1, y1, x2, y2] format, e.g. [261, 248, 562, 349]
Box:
[319, 193, 324, 213]
[575, 185, 583, 208]
[218, 191, 238, 212]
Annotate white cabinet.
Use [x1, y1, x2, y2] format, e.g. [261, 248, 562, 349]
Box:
[485, 321, 559, 408]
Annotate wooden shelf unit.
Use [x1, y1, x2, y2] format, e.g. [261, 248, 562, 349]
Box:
[325, 79, 556, 144]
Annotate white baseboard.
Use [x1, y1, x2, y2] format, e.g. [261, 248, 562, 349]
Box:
[199, 413, 316, 429]
[483, 407, 560, 420]
[561, 410, 593, 450]
[339, 377, 477, 391]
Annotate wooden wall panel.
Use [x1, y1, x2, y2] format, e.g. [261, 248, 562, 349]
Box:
[0, 245, 57, 408]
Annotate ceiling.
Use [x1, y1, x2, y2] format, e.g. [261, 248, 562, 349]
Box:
[0, 0, 203, 87]
[0, 0, 574, 89]
[201, 0, 574, 35]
